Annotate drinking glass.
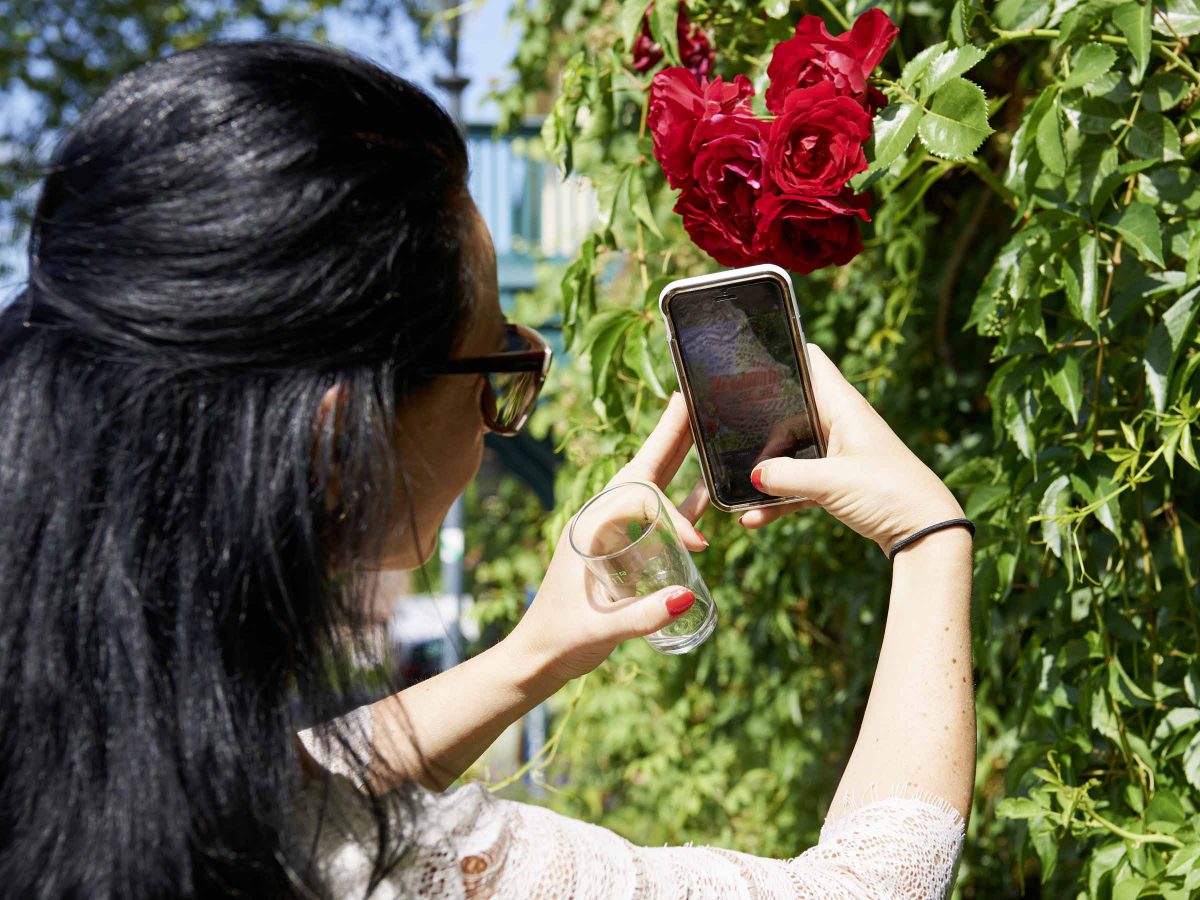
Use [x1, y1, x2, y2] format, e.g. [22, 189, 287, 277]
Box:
[568, 481, 717, 655]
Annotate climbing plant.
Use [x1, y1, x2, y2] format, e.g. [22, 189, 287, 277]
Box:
[481, 0, 1200, 895]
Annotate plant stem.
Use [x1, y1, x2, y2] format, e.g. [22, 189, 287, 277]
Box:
[635, 91, 652, 294]
[1086, 812, 1184, 849]
[986, 26, 1200, 84]
[987, 27, 1171, 51]
[814, 0, 852, 32]
[962, 156, 1019, 211]
[1156, 45, 1200, 84]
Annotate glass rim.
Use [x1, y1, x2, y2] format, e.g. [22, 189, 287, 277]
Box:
[567, 481, 667, 562]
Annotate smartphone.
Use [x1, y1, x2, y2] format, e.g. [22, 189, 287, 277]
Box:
[659, 264, 826, 513]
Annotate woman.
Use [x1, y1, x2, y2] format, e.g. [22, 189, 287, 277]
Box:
[0, 40, 974, 898]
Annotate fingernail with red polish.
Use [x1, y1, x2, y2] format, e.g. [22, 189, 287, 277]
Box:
[750, 468, 764, 491]
[738, 515, 746, 527]
[694, 529, 708, 548]
[665, 588, 695, 616]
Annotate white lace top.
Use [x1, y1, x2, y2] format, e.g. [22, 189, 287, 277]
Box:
[298, 710, 965, 899]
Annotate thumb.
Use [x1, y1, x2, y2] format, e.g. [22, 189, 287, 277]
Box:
[610, 584, 696, 641]
[751, 456, 848, 504]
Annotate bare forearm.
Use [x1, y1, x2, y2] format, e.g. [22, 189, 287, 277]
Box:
[365, 632, 564, 792]
[828, 528, 975, 821]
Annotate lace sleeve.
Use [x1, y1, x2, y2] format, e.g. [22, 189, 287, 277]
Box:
[301, 775, 964, 899]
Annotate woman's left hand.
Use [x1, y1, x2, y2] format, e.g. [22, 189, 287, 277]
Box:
[508, 393, 709, 684]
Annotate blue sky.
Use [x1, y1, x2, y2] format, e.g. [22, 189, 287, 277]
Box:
[0, 1, 519, 289]
[327, 0, 518, 123]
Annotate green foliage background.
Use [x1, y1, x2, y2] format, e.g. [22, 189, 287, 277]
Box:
[470, 1, 1200, 896]
[4, 0, 1199, 895]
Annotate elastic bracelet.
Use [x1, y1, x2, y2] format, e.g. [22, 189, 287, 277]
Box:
[887, 518, 975, 561]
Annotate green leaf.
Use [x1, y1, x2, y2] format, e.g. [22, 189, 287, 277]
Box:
[994, 0, 1051, 29]
[618, 0, 652, 52]
[1075, 96, 1125, 134]
[920, 44, 987, 96]
[1071, 471, 1122, 536]
[1114, 875, 1147, 900]
[650, 0, 680, 65]
[1088, 842, 1128, 896]
[1127, 110, 1183, 161]
[1031, 815, 1059, 880]
[1143, 71, 1189, 112]
[1153, 707, 1200, 748]
[948, 0, 970, 45]
[627, 330, 668, 399]
[917, 77, 993, 161]
[871, 102, 924, 171]
[1039, 475, 1073, 558]
[584, 309, 639, 397]
[627, 167, 663, 239]
[997, 797, 1049, 819]
[1144, 287, 1200, 412]
[1064, 232, 1101, 331]
[1049, 355, 1084, 424]
[1166, 844, 1200, 877]
[763, 0, 791, 18]
[1035, 94, 1067, 176]
[1139, 166, 1200, 216]
[1107, 202, 1164, 267]
[1005, 87, 1054, 192]
[1185, 732, 1200, 790]
[1154, 0, 1200, 36]
[1064, 44, 1118, 90]
[1113, 1, 1152, 81]
[901, 42, 948, 89]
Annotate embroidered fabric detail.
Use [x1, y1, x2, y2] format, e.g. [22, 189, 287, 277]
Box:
[298, 703, 375, 787]
[298, 775, 964, 898]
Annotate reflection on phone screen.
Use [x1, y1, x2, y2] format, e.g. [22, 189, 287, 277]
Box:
[673, 279, 820, 507]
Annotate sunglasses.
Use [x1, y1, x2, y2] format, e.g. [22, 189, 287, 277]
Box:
[431, 322, 552, 435]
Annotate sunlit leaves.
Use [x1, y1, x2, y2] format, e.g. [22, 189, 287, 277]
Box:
[1127, 110, 1183, 161]
[920, 44, 987, 95]
[871, 101, 923, 171]
[498, 0, 1200, 894]
[1106, 201, 1165, 267]
[1154, 0, 1200, 36]
[1063, 232, 1101, 331]
[1063, 44, 1117, 91]
[1144, 287, 1200, 412]
[1039, 475, 1072, 559]
[1113, 1, 1152, 81]
[1048, 355, 1084, 424]
[917, 76, 993, 160]
[876, 41, 988, 168]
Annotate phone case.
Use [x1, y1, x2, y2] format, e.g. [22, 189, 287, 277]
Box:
[658, 263, 827, 513]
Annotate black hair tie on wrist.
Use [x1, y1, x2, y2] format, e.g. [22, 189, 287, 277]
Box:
[888, 518, 975, 561]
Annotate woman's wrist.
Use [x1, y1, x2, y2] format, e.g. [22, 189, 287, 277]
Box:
[497, 623, 572, 700]
[891, 525, 974, 570]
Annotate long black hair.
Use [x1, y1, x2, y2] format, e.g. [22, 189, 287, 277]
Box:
[0, 40, 472, 898]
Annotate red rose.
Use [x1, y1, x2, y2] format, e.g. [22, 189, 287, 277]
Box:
[632, 5, 713, 79]
[764, 9, 898, 114]
[676, 190, 758, 267]
[754, 191, 871, 274]
[766, 82, 872, 196]
[648, 69, 754, 189]
[673, 111, 770, 266]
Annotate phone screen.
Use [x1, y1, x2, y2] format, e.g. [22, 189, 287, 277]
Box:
[670, 278, 821, 507]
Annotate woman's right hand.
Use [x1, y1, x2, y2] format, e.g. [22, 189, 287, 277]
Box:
[741, 344, 966, 558]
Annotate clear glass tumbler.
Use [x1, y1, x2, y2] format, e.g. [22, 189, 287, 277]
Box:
[568, 481, 717, 655]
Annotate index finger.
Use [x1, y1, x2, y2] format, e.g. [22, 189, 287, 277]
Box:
[618, 392, 694, 488]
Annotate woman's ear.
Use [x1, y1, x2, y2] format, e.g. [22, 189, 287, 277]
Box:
[314, 382, 349, 514]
